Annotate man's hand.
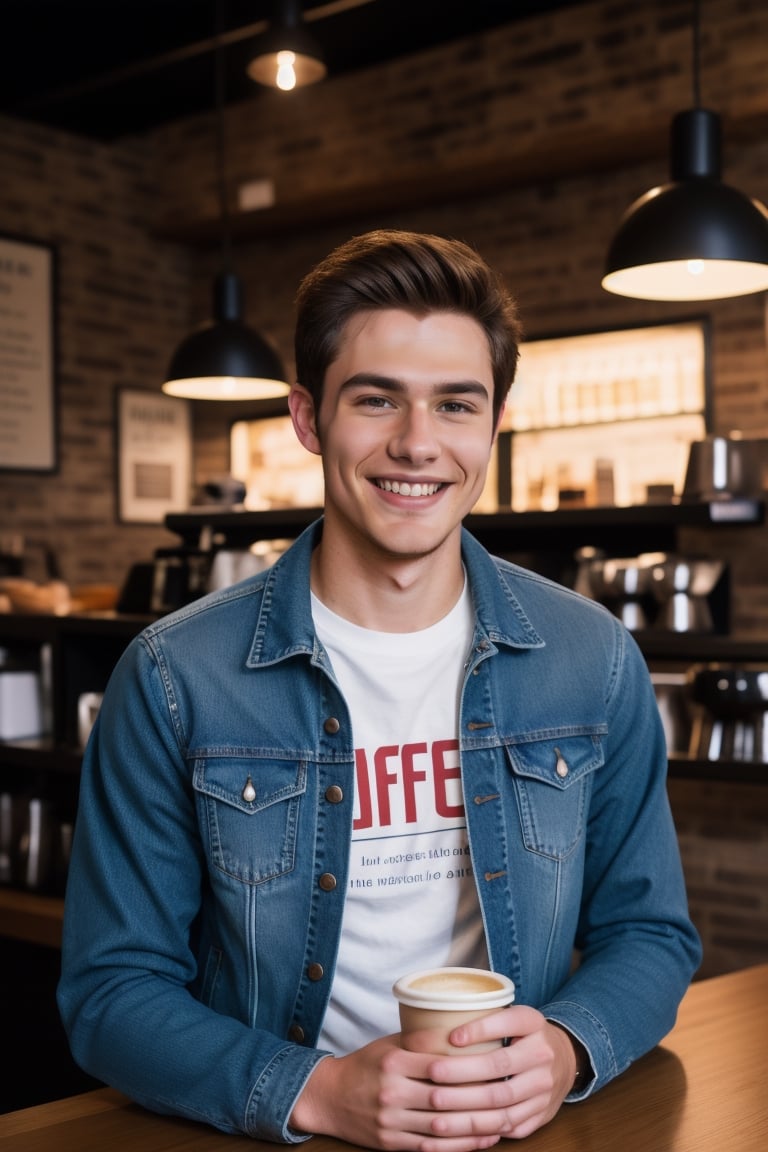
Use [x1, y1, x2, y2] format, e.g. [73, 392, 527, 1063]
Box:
[289, 1007, 582, 1150]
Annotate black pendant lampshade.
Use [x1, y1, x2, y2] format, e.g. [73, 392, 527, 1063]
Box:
[602, 1, 768, 301]
[246, 0, 326, 91]
[163, 271, 289, 400]
[163, 4, 289, 401]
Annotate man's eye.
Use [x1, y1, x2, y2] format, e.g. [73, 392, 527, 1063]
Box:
[360, 395, 392, 408]
[440, 400, 472, 413]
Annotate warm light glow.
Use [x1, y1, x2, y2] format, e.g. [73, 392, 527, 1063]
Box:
[247, 46, 326, 89]
[162, 375, 290, 401]
[276, 50, 297, 90]
[602, 258, 768, 301]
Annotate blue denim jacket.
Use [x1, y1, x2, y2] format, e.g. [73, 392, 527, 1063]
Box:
[58, 521, 701, 1141]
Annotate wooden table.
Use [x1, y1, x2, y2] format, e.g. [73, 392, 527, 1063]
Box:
[2, 964, 766, 1151]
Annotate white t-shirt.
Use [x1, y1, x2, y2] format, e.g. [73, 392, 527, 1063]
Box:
[313, 579, 490, 1055]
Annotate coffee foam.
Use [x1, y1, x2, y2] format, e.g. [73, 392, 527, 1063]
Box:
[393, 966, 515, 1011]
[410, 972, 502, 995]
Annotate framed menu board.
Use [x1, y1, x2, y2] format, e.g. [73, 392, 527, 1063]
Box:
[116, 388, 192, 523]
[0, 233, 57, 472]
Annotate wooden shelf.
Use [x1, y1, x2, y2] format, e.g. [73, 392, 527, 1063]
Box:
[0, 887, 63, 948]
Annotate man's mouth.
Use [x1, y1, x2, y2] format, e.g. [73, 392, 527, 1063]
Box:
[374, 479, 443, 497]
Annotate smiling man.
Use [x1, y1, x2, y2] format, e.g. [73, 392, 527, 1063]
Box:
[289, 307, 497, 627]
[59, 230, 701, 1150]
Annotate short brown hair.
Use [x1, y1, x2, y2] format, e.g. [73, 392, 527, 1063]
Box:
[294, 229, 522, 423]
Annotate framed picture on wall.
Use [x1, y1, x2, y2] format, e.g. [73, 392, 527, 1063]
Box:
[116, 388, 192, 523]
[0, 233, 57, 472]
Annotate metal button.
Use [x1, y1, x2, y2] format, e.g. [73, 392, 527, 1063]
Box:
[319, 873, 337, 891]
[308, 962, 324, 981]
[555, 750, 569, 778]
[288, 1024, 305, 1043]
[325, 785, 343, 804]
[241, 776, 256, 803]
[324, 716, 340, 734]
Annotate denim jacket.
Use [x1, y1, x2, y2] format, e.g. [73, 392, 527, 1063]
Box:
[58, 520, 701, 1141]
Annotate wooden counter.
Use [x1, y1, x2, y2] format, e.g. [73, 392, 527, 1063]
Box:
[1, 964, 766, 1151]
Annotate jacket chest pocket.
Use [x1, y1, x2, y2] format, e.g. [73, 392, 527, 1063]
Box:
[193, 758, 307, 883]
[504, 734, 603, 860]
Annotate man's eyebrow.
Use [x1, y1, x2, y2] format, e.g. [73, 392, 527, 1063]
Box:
[339, 373, 490, 397]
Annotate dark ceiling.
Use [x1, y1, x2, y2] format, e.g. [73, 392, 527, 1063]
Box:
[3, 0, 591, 141]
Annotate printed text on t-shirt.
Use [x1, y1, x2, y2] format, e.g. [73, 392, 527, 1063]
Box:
[353, 738, 464, 829]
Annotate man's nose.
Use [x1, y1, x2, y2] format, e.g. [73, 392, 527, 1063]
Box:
[388, 407, 440, 462]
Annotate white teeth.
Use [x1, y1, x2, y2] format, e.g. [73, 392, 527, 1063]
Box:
[378, 480, 440, 497]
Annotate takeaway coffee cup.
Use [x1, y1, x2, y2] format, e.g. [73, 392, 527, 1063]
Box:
[393, 966, 515, 1055]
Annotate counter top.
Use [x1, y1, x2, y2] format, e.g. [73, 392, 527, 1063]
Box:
[2, 963, 766, 1151]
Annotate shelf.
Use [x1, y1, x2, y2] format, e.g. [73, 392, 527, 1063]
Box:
[0, 887, 63, 948]
[0, 739, 83, 774]
[164, 506, 323, 548]
[471, 502, 763, 556]
[667, 755, 768, 785]
[0, 610, 154, 640]
[638, 634, 768, 664]
[165, 499, 764, 557]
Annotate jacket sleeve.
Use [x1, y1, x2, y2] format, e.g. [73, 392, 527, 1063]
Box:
[538, 622, 702, 1095]
[57, 636, 327, 1141]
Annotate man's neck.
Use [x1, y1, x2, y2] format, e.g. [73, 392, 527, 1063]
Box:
[310, 532, 465, 633]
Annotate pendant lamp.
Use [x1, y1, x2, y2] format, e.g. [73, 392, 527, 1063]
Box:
[163, 10, 289, 401]
[246, 0, 326, 91]
[602, 0, 768, 302]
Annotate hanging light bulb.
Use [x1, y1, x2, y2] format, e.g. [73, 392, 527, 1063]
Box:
[602, 0, 768, 302]
[163, 7, 289, 401]
[275, 49, 298, 91]
[247, 0, 326, 90]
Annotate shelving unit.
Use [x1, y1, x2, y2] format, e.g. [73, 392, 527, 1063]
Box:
[502, 319, 709, 510]
[165, 498, 763, 558]
[0, 611, 153, 947]
[1, 499, 766, 946]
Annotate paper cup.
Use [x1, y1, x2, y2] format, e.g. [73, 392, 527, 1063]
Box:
[393, 966, 515, 1055]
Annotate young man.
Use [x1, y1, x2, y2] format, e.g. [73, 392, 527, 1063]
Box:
[58, 230, 701, 1149]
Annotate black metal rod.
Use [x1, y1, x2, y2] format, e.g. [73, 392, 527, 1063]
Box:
[215, 0, 232, 274]
[692, 0, 701, 108]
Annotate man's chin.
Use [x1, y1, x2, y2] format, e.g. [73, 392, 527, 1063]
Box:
[370, 524, 462, 563]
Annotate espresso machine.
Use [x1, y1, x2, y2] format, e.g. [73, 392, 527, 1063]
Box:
[688, 666, 768, 762]
[584, 552, 728, 634]
[584, 553, 662, 631]
[647, 555, 727, 633]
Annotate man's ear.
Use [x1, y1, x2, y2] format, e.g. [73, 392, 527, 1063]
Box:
[288, 383, 322, 456]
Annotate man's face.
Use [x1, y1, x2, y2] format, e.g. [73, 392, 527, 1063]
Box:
[290, 308, 500, 565]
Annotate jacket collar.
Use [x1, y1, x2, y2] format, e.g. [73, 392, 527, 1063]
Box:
[459, 528, 545, 650]
[246, 518, 544, 668]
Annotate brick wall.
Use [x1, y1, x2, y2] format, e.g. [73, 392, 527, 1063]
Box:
[670, 779, 768, 978]
[1, 0, 767, 976]
[0, 116, 191, 585]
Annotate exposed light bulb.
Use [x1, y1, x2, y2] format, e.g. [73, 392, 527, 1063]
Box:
[687, 260, 705, 276]
[276, 50, 297, 91]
